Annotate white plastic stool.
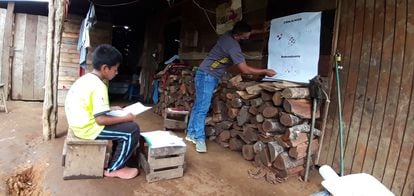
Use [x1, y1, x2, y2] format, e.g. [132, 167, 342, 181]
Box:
[0, 83, 8, 113]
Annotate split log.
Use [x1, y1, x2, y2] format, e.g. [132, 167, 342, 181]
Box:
[231, 97, 243, 108]
[271, 81, 304, 89]
[268, 141, 285, 162]
[288, 139, 319, 159]
[262, 106, 279, 118]
[237, 106, 251, 126]
[256, 114, 264, 123]
[262, 119, 285, 133]
[285, 122, 321, 138]
[246, 84, 263, 95]
[242, 145, 255, 161]
[229, 138, 244, 151]
[205, 126, 217, 137]
[232, 124, 243, 131]
[275, 136, 290, 148]
[248, 106, 258, 115]
[260, 147, 272, 167]
[283, 132, 309, 147]
[283, 99, 320, 119]
[212, 99, 225, 114]
[227, 108, 240, 119]
[243, 126, 258, 143]
[279, 112, 302, 126]
[276, 166, 305, 178]
[272, 91, 283, 106]
[281, 88, 310, 98]
[258, 102, 273, 113]
[253, 141, 266, 154]
[229, 74, 242, 87]
[230, 129, 242, 138]
[273, 152, 305, 170]
[212, 113, 224, 123]
[236, 90, 260, 100]
[261, 91, 273, 101]
[219, 130, 231, 142]
[250, 98, 263, 107]
[217, 121, 233, 130]
[236, 81, 258, 91]
[259, 82, 282, 92]
[225, 92, 236, 100]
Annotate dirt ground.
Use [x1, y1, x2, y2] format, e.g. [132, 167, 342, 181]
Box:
[0, 101, 323, 196]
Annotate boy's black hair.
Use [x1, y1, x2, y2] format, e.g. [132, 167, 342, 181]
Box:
[231, 21, 252, 35]
[92, 44, 123, 70]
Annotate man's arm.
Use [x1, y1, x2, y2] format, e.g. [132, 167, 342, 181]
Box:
[95, 113, 135, 126]
[237, 62, 277, 77]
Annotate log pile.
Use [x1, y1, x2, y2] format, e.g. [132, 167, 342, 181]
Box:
[153, 69, 195, 117]
[206, 74, 321, 182]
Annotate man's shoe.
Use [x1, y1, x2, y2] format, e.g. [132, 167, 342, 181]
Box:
[195, 141, 207, 153]
[185, 135, 196, 144]
[104, 167, 139, 179]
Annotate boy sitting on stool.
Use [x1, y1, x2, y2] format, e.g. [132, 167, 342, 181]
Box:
[65, 44, 140, 179]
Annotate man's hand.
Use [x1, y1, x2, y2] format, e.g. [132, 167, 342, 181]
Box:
[265, 69, 277, 77]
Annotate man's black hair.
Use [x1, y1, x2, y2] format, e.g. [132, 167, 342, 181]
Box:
[231, 21, 252, 35]
[92, 44, 123, 70]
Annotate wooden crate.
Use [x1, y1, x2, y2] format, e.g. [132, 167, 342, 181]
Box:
[164, 108, 189, 130]
[62, 129, 109, 180]
[139, 136, 186, 183]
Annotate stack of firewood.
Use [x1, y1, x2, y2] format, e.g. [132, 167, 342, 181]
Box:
[154, 69, 195, 116]
[205, 74, 321, 181]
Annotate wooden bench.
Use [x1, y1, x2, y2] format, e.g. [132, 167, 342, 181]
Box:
[62, 129, 109, 180]
[139, 131, 186, 182]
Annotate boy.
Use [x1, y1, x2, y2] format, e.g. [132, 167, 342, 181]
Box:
[65, 44, 140, 179]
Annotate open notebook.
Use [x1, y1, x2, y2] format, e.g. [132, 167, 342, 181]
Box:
[106, 102, 152, 117]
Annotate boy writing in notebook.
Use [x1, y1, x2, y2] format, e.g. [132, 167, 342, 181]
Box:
[65, 44, 140, 179]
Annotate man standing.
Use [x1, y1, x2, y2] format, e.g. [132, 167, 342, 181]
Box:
[186, 21, 277, 153]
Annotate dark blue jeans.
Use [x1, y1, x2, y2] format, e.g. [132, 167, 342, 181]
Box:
[187, 70, 219, 142]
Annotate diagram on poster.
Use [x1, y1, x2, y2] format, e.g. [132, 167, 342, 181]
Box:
[264, 12, 321, 83]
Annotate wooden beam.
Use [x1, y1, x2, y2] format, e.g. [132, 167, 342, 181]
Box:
[1, 2, 14, 99]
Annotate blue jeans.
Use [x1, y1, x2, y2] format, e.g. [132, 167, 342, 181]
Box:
[187, 70, 219, 142]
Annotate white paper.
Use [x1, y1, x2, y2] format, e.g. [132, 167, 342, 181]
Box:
[265, 12, 322, 83]
[141, 130, 186, 148]
[106, 102, 152, 117]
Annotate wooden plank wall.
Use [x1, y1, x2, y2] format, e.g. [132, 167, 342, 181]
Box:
[11, 13, 47, 100]
[0, 8, 6, 82]
[58, 15, 112, 105]
[319, 0, 414, 195]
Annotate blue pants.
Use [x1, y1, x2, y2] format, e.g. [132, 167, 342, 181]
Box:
[187, 70, 219, 142]
[96, 122, 140, 172]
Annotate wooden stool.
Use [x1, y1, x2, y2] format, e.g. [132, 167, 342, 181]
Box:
[140, 131, 186, 182]
[0, 83, 8, 113]
[164, 108, 189, 131]
[62, 129, 109, 180]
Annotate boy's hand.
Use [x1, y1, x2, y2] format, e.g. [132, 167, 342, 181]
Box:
[111, 106, 123, 110]
[125, 113, 135, 121]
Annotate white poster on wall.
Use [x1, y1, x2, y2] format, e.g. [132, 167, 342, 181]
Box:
[265, 12, 322, 83]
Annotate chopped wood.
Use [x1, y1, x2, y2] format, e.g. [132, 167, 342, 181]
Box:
[258, 102, 274, 113]
[237, 106, 251, 126]
[230, 129, 242, 138]
[250, 98, 263, 107]
[288, 139, 319, 159]
[229, 74, 243, 87]
[236, 81, 258, 91]
[246, 84, 263, 95]
[253, 141, 266, 154]
[248, 106, 258, 115]
[285, 122, 321, 137]
[229, 138, 244, 151]
[212, 113, 224, 123]
[259, 82, 282, 92]
[218, 130, 231, 142]
[262, 106, 279, 118]
[268, 141, 285, 162]
[279, 112, 302, 126]
[231, 97, 244, 108]
[242, 145, 255, 161]
[217, 121, 233, 130]
[284, 132, 309, 147]
[227, 108, 240, 119]
[243, 126, 259, 143]
[236, 90, 260, 100]
[205, 126, 217, 137]
[256, 114, 264, 123]
[281, 87, 310, 98]
[276, 166, 305, 178]
[275, 136, 290, 148]
[261, 91, 273, 101]
[283, 99, 320, 119]
[232, 124, 243, 131]
[262, 119, 285, 133]
[271, 81, 304, 89]
[273, 152, 305, 170]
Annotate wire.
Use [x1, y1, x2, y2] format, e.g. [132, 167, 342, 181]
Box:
[203, 9, 217, 33]
[89, 0, 141, 7]
[192, 0, 215, 14]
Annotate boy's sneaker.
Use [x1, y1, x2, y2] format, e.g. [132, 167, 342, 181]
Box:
[185, 135, 196, 144]
[195, 141, 207, 153]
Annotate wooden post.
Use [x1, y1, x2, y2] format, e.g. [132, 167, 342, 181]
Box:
[43, 0, 66, 140]
[1, 2, 14, 99]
